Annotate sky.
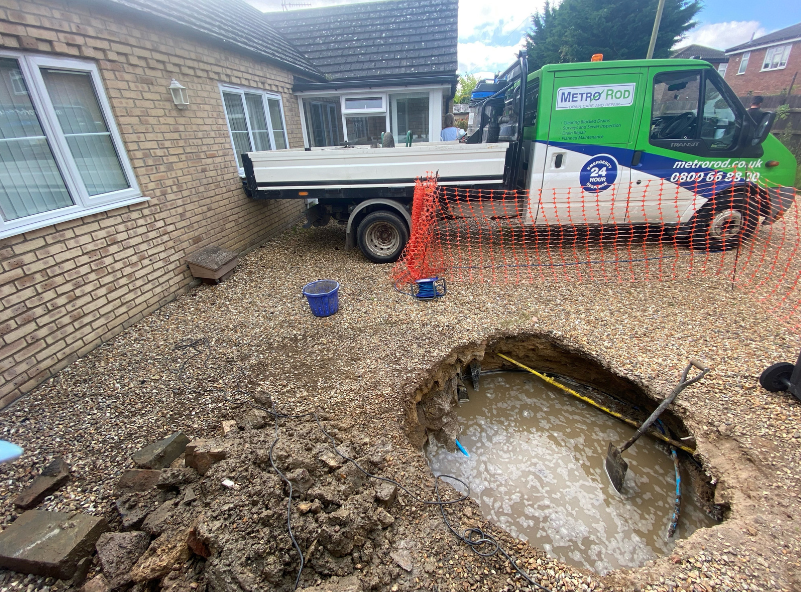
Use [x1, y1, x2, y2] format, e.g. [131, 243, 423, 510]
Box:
[247, 0, 801, 80]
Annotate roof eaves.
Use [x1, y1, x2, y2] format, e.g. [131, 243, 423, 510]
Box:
[81, 0, 326, 81]
[726, 36, 801, 55]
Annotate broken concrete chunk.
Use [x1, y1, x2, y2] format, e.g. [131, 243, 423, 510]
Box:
[237, 408, 269, 430]
[82, 574, 110, 592]
[253, 392, 273, 408]
[13, 457, 70, 510]
[129, 529, 191, 583]
[390, 549, 413, 572]
[286, 468, 314, 495]
[374, 482, 398, 507]
[116, 493, 155, 531]
[185, 440, 227, 476]
[114, 469, 161, 495]
[221, 420, 238, 436]
[0, 510, 108, 579]
[375, 508, 395, 528]
[95, 531, 149, 588]
[141, 499, 177, 536]
[132, 433, 190, 470]
[186, 526, 211, 559]
[156, 468, 198, 490]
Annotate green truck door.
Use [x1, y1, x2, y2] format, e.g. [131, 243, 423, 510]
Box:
[535, 71, 643, 226]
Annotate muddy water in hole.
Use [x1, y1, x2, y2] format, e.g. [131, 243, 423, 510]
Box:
[426, 372, 716, 574]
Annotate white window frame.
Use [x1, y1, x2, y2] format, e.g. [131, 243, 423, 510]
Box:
[717, 62, 728, 78]
[737, 51, 750, 75]
[341, 94, 387, 114]
[219, 83, 289, 176]
[0, 51, 143, 240]
[761, 44, 792, 71]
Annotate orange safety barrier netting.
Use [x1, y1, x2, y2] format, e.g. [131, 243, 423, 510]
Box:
[391, 173, 801, 330]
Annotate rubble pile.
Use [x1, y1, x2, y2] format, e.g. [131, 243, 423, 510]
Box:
[82, 403, 418, 592]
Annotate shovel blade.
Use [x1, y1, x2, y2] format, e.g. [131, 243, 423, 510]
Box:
[605, 442, 628, 493]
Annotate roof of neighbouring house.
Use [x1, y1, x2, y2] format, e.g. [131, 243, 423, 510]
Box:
[98, 0, 325, 79]
[726, 22, 801, 54]
[671, 44, 728, 62]
[268, 0, 459, 80]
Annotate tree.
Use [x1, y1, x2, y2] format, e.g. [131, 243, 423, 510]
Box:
[455, 74, 479, 104]
[526, 0, 701, 72]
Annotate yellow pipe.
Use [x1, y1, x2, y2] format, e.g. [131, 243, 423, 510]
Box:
[496, 353, 696, 455]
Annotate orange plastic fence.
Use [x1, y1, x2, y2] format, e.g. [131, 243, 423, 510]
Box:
[391, 174, 801, 330]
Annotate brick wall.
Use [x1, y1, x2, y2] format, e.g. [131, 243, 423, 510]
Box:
[723, 43, 801, 96]
[0, 0, 307, 407]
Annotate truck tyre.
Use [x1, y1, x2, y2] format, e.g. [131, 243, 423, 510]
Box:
[687, 194, 758, 252]
[357, 210, 409, 263]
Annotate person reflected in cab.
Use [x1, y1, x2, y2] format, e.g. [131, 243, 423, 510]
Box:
[747, 96, 765, 123]
[441, 113, 460, 141]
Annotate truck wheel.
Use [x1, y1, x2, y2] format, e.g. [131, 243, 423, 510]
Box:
[357, 210, 409, 263]
[688, 195, 758, 251]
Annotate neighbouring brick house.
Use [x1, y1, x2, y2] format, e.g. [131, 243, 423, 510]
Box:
[671, 44, 729, 77]
[0, 0, 330, 407]
[723, 22, 801, 97]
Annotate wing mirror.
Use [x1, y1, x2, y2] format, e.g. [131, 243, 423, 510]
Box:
[752, 111, 776, 146]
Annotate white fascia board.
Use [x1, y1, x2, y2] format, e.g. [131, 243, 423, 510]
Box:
[294, 84, 451, 97]
[726, 38, 801, 56]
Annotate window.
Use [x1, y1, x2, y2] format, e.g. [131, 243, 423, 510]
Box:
[391, 93, 429, 143]
[344, 97, 383, 111]
[220, 85, 288, 174]
[737, 52, 750, 75]
[650, 69, 743, 154]
[650, 71, 701, 141]
[303, 97, 342, 147]
[717, 62, 728, 78]
[345, 115, 385, 145]
[0, 52, 141, 239]
[342, 96, 385, 113]
[700, 75, 740, 150]
[762, 44, 792, 71]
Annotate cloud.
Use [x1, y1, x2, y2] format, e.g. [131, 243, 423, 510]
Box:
[677, 21, 767, 51]
[458, 0, 544, 42]
[458, 40, 526, 76]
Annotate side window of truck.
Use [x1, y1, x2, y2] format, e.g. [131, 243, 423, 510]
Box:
[700, 75, 740, 150]
[524, 80, 539, 129]
[650, 71, 700, 142]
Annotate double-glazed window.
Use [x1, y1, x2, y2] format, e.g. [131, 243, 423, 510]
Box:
[0, 53, 141, 239]
[762, 44, 792, 71]
[650, 70, 742, 152]
[737, 52, 750, 75]
[220, 85, 287, 174]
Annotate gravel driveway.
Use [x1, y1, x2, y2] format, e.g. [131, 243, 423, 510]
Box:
[1, 222, 801, 591]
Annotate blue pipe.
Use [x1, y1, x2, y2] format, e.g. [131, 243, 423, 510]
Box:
[455, 438, 469, 457]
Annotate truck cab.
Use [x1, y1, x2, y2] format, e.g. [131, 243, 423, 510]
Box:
[473, 58, 796, 250]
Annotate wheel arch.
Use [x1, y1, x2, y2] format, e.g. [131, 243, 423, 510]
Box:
[346, 199, 411, 235]
[678, 182, 772, 224]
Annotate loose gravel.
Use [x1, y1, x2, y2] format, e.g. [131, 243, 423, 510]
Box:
[1, 222, 801, 591]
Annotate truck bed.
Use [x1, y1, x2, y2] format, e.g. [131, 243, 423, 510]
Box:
[243, 142, 509, 191]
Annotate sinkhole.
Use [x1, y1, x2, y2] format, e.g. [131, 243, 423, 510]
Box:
[412, 337, 724, 575]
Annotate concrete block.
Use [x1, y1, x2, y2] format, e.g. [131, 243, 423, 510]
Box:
[114, 469, 161, 495]
[132, 432, 189, 469]
[0, 510, 108, 579]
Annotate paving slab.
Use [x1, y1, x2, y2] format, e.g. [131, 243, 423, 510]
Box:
[13, 458, 70, 510]
[0, 510, 108, 579]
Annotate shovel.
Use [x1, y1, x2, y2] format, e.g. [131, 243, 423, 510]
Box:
[605, 359, 709, 493]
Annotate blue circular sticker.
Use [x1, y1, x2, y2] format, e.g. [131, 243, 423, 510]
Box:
[580, 154, 618, 192]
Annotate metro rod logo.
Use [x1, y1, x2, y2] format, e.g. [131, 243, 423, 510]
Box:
[555, 84, 636, 110]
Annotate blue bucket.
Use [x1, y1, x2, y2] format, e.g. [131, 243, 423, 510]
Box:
[302, 280, 340, 317]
